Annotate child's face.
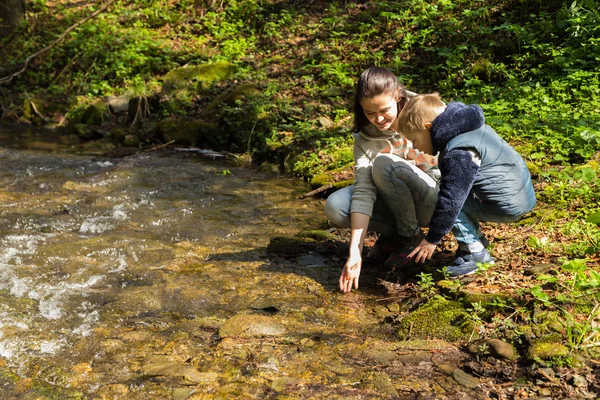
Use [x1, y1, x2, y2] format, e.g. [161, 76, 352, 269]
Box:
[360, 93, 399, 131]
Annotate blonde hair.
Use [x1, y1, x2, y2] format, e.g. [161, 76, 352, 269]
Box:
[397, 93, 445, 135]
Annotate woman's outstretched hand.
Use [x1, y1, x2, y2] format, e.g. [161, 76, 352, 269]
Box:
[339, 253, 362, 293]
[408, 238, 437, 263]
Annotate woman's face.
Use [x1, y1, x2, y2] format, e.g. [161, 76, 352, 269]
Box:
[360, 92, 399, 131]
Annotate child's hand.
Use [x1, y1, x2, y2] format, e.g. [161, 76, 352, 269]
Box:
[408, 239, 437, 263]
[339, 254, 362, 293]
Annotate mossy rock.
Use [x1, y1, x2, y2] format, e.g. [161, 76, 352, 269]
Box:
[80, 102, 108, 126]
[527, 340, 570, 363]
[157, 118, 220, 147]
[397, 296, 475, 342]
[161, 62, 236, 95]
[21, 97, 46, 123]
[69, 123, 103, 141]
[296, 230, 335, 242]
[204, 83, 261, 114]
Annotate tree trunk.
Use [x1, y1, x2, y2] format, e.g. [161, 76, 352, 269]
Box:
[0, 0, 26, 34]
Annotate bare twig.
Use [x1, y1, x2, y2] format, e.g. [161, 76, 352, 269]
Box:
[143, 140, 175, 153]
[0, 0, 117, 85]
[28, 99, 51, 123]
[298, 183, 332, 200]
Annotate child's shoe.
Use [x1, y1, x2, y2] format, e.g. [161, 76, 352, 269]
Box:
[366, 234, 397, 261]
[384, 231, 424, 269]
[446, 247, 494, 277]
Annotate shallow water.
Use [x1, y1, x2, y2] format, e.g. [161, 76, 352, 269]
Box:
[0, 125, 482, 399]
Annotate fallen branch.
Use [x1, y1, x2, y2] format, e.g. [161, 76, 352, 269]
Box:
[0, 0, 117, 85]
[29, 99, 51, 123]
[298, 183, 332, 200]
[143, 140, 175, 153]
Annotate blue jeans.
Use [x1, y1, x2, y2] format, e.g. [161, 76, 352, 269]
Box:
[453, 180, 537, 245]
[324, 155, 439, 237]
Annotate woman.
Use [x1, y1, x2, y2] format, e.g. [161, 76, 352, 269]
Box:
[323, 67, 440, 293]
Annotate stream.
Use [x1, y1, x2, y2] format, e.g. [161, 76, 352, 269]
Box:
[0, 125, 483, 399]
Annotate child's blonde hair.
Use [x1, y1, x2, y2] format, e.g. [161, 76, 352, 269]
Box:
[398, 93, 445, 134]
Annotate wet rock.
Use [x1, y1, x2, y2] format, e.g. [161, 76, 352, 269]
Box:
[453, 368, 480, 388]
[142, 362, 218, 383]
[387, 303, 400, 313]
[173, 387, 197, 400]
[524, 263, 557, 276]
[362, 371, 399, 399]
[218, 314, 285, 338]
[467, 338, 516, 360]
[271, 377, 301, 392]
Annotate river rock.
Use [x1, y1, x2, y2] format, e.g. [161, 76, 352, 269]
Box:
[362, 371, 399, 399]
[452, 368, 480, 388]
[142, 362, 217, 383]
[218, 314, 285, 338]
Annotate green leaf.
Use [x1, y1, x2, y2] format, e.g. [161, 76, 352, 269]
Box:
[561, 258, 587, 272]
[585, 211, 600, 225]
[531, 286, 550, 302]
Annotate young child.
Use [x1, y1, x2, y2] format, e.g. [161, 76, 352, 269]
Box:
[399, 93, 536, 277]
[324, 67, 441, 293]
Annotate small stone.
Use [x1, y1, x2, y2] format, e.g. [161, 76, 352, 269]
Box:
[14, 378, 32, 394]
[453, 368, 480, 389]
[524, 263, 557, 276]
[538, 388, 552, 396]
[486, 338, 516, 360]
[317, 116, 333, 128]
[300, 338, 315, 347]
[173, 388, 197, 400]
[387, 303, 400, 313]
[571, 374, 587, 388]
[436, 363, 456, 374]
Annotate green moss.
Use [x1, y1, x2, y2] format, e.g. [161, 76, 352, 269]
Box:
[161, 62, 236, 95]
[527, 340, 570, 365]
[297, 230, 335, 242]
[81, 102, 108, 126]
[204, 83, 260, 114]
[397, 295, 474, 341]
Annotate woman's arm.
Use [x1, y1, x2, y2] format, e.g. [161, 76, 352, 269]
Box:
[339, 212, 370, 293]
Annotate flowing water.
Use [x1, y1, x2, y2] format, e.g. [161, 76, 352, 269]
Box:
[0, 125, 483, 399]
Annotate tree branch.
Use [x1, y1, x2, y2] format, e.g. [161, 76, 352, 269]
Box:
[0, 0, 117, 85]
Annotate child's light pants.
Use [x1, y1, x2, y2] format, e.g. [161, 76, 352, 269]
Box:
[324, 155, 439, 238]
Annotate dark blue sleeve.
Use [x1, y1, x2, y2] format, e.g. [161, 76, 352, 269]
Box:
[425, 149, 479, 244]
